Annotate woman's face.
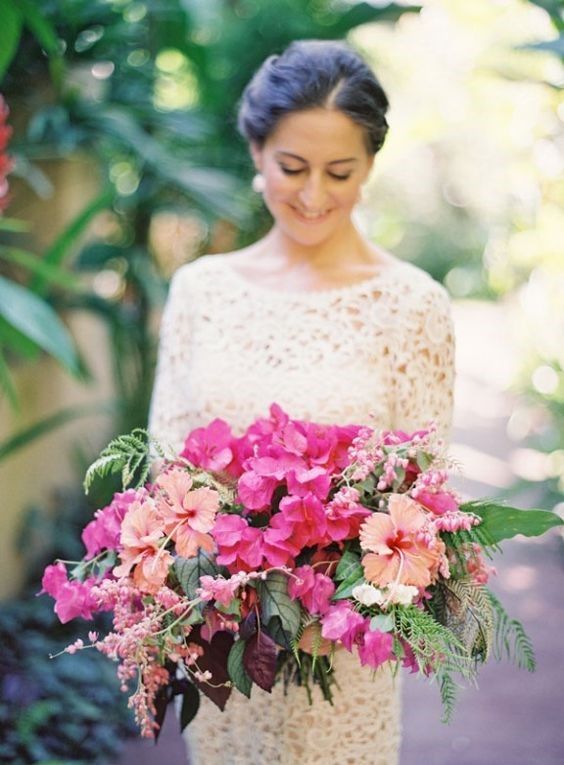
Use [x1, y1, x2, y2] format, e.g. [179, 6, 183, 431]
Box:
[250, 107, 374, 247]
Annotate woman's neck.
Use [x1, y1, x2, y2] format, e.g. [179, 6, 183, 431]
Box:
[261, 219, 373, 276]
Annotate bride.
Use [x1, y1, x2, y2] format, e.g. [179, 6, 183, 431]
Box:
[148, 38, 455, 765]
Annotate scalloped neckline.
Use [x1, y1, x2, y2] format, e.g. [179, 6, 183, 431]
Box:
[221, 255, 402, 299]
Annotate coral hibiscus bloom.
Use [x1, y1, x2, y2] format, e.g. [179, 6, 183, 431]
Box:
[114, 498, 173, 592]
[156, 468, 219, 557]
[360, 494, 443, 588]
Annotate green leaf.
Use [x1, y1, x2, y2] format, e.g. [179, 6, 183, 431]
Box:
[0, 347, 18, 409]
[0, 275, 80, 374]
[257, 571, 301, 647]
[335, 548, 362, 582]
[175, 550, 221, 600]
[0, 0, 22, 80]
[0, 401, 115, 461]
[179, 683, 200, 732]
[0, 246, 81, 290]
[370, 613, 394, 633]
[462, 500, 563, 544]
[29, 188, 114, 295]
[0, 217, 30, 233]
[83, 428, 152, 493]
[227, 639, 252, 698]
[333, 573, 365, 600]
[18, 0, 59, 56]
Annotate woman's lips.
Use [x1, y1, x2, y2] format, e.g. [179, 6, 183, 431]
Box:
[290, 206, 334, 224]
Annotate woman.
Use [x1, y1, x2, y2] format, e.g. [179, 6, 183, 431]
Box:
[148, 39, 455, 765]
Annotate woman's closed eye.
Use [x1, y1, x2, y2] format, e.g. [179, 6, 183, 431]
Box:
[279, 166, 351, 181]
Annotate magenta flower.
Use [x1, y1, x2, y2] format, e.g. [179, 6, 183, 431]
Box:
[181, 418, 234, 472]
[286, 465, 331, 500]
[357, 623, 394, 669]
[279, 493, 327, 548]
[320, 601, 365, 651]
[237, 470, 279, 512]
[82, 489, 138, 558]
[416, 490, 459, 516]
[0, 94, 13, 213]
[262, 513, 300, 567]
[288, 565, 335, 615]
[212, 514, 263, 572]
[41, 563, 97, 623]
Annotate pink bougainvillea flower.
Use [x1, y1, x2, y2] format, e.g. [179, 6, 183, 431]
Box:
[279, 493, 327, 548]
[416, 490, 459, 516]
[286, 465, 331, 500]
[212, 514, 263, 572]
[324, 488, 371, 544]
[262, 512, 300, 568]
[40, 563, 97, 623]
[288, 565, 335, 615]
[113, 498, 173, 593]
[360, 494, 444, 588]
[357, 622, 394, 669]
[0, 94, 14, 212]
[320, 601, 365, 651]
[156, 468, 219, 557]
[181, 418, 234, 472]
[236, 470, 279, 512]
[82, 489, 138, 559]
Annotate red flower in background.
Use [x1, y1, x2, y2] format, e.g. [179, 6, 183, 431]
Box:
[0, 94, 14, 213]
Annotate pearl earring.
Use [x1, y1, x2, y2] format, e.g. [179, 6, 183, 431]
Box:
[252, 173, 265, 193]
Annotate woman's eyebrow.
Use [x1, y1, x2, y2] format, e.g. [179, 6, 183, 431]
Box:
[275, 151, 358, 165]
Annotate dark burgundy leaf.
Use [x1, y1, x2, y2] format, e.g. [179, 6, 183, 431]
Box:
[243, 630, 277, 692]
[153, 684, 172, 743]
[239, 610, 258, 641]
[189, 627, 234, 710]
[180, 682, 200, 732]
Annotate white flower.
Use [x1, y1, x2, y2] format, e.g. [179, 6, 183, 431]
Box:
[352, 582, 385, 607]
[385, 583, 419, 606]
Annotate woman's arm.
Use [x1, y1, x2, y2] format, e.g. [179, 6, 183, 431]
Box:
[390, 280, 456, 447]
[147, 265, 193, 469]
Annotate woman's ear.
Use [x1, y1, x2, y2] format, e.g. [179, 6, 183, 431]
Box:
[249, 140, 263, 173]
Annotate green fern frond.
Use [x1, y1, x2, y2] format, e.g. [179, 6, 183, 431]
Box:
[487, 590, 535, 671]
[438, 669, 459, 724]
[443, 578, 494, 662]
[83, 428, 153, 494]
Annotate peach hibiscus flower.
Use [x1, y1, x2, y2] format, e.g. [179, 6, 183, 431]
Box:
[359, 494, 444, 589]
[155, 467, 219, 557]
[113, 497, 173, 593]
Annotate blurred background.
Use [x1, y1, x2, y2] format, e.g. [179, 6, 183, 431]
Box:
[0, 0, 562, 763]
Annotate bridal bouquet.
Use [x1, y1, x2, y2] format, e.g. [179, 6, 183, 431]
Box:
[42, 404, 561, 737]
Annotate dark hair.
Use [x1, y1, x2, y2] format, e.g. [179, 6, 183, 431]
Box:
[237, 39, 389, 155]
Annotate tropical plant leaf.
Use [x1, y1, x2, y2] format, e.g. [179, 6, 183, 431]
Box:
[461, 500, 563, 544]
[0, 275, 80, 374]
[334, 548, 362, 581]
[175, 549, 222, 600]
[0, 246, 81, 290]
[227, 638, 252, 698]
[243, 630, 277, 692]
[0, 0, 22, 80]
[257, 571, 301, 647]
[332, 572, 365, 600]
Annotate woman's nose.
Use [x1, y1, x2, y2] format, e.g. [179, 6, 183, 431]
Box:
[297, 173, 327, 210]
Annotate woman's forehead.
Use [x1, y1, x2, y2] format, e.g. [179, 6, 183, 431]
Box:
[264, 108, 368, 158]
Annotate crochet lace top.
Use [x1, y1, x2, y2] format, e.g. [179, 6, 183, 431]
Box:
[147, 252, 456, 765]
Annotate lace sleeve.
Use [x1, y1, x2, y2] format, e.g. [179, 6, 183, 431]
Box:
[390, 280, 456, 446]
[147, 265, 193, 459]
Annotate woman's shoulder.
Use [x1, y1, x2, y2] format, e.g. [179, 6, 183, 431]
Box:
[168, 253, 230, 291]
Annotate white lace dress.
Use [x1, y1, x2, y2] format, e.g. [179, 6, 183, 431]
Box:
[147, 253, 455, 765]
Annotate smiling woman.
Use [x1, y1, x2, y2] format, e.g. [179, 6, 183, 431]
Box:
[148, 38, 456, 765]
